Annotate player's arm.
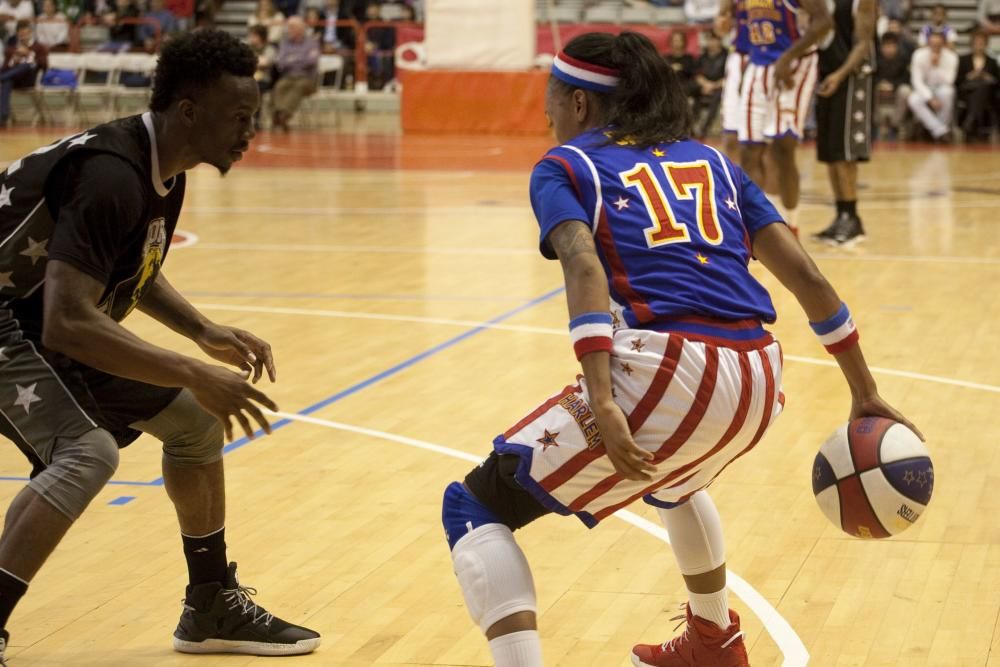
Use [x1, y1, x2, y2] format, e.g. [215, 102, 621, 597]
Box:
[817, 0, 876, 97]
[774, 0, 833, 88]
[139, 272, 275, 383]
[750, 224, 923, 438]
[715, 0, 734, 36]
[548, 220, 656, 481]
[42, 262, 275, 439]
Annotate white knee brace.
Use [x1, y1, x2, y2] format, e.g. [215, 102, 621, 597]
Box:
[451, 523, 537, 633]
[659, 490, 726, 576]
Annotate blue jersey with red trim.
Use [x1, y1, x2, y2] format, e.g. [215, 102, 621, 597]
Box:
[734, 0, 751, 54]
[746, 0, 805, 65]
[529, 129, 783, 330]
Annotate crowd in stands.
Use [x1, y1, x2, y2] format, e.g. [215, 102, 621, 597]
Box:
[875, 3, 999, 142]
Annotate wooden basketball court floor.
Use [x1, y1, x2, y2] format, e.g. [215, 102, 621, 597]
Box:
[0, 117, 998, 666]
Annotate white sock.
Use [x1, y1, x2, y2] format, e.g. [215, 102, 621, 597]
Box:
[689, 589, 732, 630]
[488, 630, 543, 666]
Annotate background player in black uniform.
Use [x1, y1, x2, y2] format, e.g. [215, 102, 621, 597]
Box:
[0, 30, 320, 662]
[813, 0, 877, 245]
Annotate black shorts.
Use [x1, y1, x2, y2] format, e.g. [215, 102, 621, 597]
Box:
[464, 451, 550, 531]
[816, 68, 874, 163]
[0, 310, 180, 474]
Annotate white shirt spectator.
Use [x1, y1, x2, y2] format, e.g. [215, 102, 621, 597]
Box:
[36, 12, 70, 48]
[0, 0, 35, 37]
[907, 43, 959, 138]
[910, 45, 958, 99]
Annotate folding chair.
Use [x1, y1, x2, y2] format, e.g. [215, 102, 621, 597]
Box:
[38, 52, 82, 125]
[113, 52, 157, 115]
[73, 52, 119, 124]
[300, 54, 344, 127]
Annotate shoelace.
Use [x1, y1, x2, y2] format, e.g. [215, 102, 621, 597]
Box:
[223, 584, 274, 626]
[660, 608, 690, 652]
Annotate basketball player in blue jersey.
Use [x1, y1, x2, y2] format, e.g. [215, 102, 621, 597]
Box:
[739, 0, 832, 233]
[716, 0, 752, 160]
[439, 31, 921, 667]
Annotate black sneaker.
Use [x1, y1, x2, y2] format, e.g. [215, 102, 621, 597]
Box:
[814, 213, 865, 246]
[0, 628, 8, 666]
[173, 562, 320, 656]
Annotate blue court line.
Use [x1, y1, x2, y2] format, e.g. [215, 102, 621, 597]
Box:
[126, 285, 566, 489]
[108, 496, 136, 505]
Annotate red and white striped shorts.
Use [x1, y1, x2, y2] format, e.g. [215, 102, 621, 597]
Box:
[493, 324, 784, 527]
[738, 52, 818, 143]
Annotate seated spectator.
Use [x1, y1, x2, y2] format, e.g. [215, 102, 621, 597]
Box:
[0, 0, 34, 42]
[918, 4, 957, 48]
[164, 0, 194, 30]
[320, 0, 344, 51]
[664, 31, 697, 98]
[139, 0, 178, 50]
[978, 0, 1000, 34]
[908, 30, 958, 141]
[957, 30, 999, 141]
[247, 23, 276, 129]
[0, 19, 46, 127]
[272, 15, 319, 131]
[884, 18, 917, 60]
[875, 32, 912, 138]
[98, 0, 142, 52]
[304, 6, 324, 38]
[365, 1, 397, 90]
[248, 0, 285, 45]
[274, 0, 300, 21]
[36, 0, 70, 50]
[693, 31, 726, 138]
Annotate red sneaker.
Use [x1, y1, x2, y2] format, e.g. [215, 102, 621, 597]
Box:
[631, 605, 749, 667]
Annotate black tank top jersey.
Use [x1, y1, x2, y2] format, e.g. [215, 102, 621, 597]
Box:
[0, 114, 185, 339]
[819, 0, 858, 75]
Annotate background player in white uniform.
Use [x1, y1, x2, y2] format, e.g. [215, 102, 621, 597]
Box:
[439, 30, 920, 667]
[739, 0, 832, 231]
[716, 0, 751, 161]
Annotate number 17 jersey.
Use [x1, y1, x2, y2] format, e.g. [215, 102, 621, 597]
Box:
[529, 129, 783, 329]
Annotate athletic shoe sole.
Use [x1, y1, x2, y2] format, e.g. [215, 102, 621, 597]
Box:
[631, 655, 654, 667]
[172, 636, 320, 655]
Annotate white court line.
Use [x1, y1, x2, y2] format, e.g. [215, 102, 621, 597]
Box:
[268, 410, 811, 667]
[187, 243, 1000, 265]
[193, 242, 537, 256]
[194, 303, 1000, 394]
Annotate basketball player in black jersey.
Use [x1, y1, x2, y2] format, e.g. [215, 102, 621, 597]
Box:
[0, 30, 319, 663]
[813, 0, 877, 245]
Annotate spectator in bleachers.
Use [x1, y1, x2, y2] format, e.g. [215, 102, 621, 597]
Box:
[248, 0, 286, 45]
[878, 0, 910, 21]
[320, 0, 345, 51]
[885, 18, 917, 60]
[875, 32, 912, 138]
[35, 0, 70, 50]
[0, 19, 46, 127]
[977, 0, 1000, 34]
[275, 0, 300, 22]
[272, 15, 318, 130]
[139, 0, 179, 50]
[247, 23, 275, 129]
[692, 30, 726, 138]
[364, 1, 396, 90]
[918, 4, 956, 48]
[0, 0, 34, 42]
[957, 30, 999, 141]
[304, 6, 324, 38]
[98, 0, 142, 52]
[908, 29, 958, 141]
[664, 31, 697, 98]
[164, 0, 194, 30]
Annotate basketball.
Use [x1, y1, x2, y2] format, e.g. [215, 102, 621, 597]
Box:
[812, 417, 933, 538]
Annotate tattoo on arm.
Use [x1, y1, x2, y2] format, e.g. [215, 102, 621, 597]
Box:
[549, 220, 598, 266]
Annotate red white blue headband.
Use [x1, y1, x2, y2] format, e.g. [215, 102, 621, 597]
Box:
[551, 51, 620, 94]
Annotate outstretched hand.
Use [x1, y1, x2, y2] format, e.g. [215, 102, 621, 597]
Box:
[196, 324, 276, 384]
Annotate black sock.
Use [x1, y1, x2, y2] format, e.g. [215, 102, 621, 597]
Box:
[182, 527, 228, 587]
[836, 200, 858, 218]
[0, 568, 28, 630]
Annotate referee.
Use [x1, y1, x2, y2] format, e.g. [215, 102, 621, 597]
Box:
[813, 0, 877, 246]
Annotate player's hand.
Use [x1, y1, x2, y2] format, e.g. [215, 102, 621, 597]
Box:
[190, 365, 279, 441]
[850, 394, 925, 442]
[593, 400, 657, 482]
[817, 71, 845, 97]
[196, 324, 276, 384]
[774, 55, 795, 90]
